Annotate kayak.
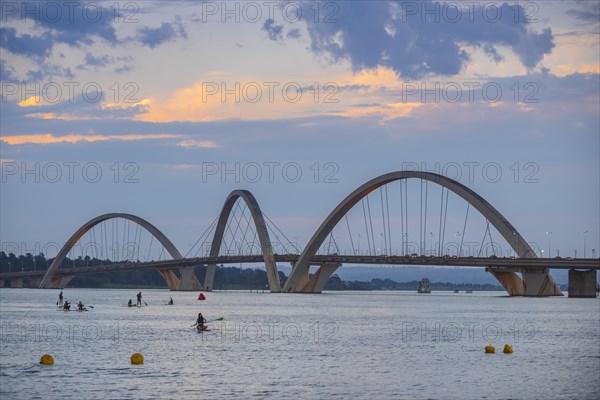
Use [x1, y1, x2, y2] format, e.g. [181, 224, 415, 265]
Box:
[197, 326, 210, 332]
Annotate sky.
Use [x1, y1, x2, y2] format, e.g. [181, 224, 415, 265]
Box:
[1, 0, 599, 264]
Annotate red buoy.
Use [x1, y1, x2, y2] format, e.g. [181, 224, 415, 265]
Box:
[198, 293, 206, 300]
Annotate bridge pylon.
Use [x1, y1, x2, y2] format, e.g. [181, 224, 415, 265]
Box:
[293, 263, 342, 293]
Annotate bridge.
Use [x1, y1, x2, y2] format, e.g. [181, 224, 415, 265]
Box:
[1, 171, 598, 297]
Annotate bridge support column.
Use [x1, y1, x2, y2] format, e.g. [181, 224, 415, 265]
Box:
[291, 267, 310, 293]
[522, 268, 563, 296]
[46, 275, 76, 289]
[487, 268, 525, 296]
[568, 269, 597, 298]
[28, 277, 42, 288]
[157, 270, 181, 290]
[297, 263, 341, 293]
[11, 278, 24, 288]
[0, 279, 4, 288]
[178, 266, 201, 291]
[203, 264, 216, 291]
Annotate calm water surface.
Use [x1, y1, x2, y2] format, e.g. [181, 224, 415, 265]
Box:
[0, 288, 598, 399]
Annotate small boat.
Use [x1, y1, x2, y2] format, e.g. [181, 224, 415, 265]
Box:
[465, 290, 473, 294]
[453, 289, 459, 293]
[418, 278, 431, 294]
[197, 325, 210, 333]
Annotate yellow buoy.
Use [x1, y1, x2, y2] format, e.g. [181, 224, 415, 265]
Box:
[131, 353, 144, 365]
[503, 344, 513, 354]
[40, 354, 54, 365]
[484, 345, 495, 354]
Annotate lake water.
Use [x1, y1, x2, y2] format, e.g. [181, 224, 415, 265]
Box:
[0, 288, 598, 399]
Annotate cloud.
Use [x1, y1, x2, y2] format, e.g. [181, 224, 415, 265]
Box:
[0, 27, 53, 60]
[32, 2, 118, 47]
[83, 53, 113, 67]
[0, 1, 119, 55]
[138, 18, 187, 49]
[0, 133, 181, 145]
[566, 2, 600, 24]
[18, 96, 42, 107]
[262, 19, 284, 41]
[287, 29, 301, 39]
[0, 59, 17, 81]
[295, 1, 556, 78]
[177, 139, 219, 148]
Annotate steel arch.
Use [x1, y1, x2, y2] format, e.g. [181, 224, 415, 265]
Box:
[39, 213, 184, 289]
[283, 171, 561, 294]
[203, 190, 281, 292]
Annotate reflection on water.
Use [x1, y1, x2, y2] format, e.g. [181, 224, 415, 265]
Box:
[1, 288, 599, 399]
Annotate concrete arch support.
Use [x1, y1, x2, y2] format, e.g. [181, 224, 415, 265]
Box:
[283, 171, 562, 295]
[204, 190, 281, 292]
[39, 213, 196, 290]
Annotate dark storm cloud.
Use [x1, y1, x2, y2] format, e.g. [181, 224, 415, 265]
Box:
[284, 1, 556, 78]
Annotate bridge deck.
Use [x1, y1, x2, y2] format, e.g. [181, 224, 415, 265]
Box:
[1, 255, 598, 280]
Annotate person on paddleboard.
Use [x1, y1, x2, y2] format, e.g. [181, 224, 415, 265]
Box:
[136, 292, 142, 307]
[128, 299, 133, 307]
[168, 297, 174, 305]
[58, 290, 64, 306]
[196, 313, 206, 329]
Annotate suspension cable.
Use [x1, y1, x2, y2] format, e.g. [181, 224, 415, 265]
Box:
[361, 199, 372, 256]
[441, 188, 449, 256]
[263, 212, 301, 254]
[438, 187, 444, 256]
[379, 187, 387, 255]
[399, 180, 404, 255]
[459, 204, 469, 257]
[366, 195, 375, 255]
[345, 214, 356, 255]
[404, 180, 408, 255]
[385, 185, 392, 255]
[478, 220, 492, 257]
[185, 216, 218, 258]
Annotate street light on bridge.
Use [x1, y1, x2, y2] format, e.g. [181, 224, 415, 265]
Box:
[545, 231, 553, 258]
[580, 230, 588, 258]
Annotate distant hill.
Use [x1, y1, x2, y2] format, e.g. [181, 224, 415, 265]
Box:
[277, 265, 571, 285]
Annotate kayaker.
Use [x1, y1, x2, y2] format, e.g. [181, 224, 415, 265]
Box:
[63, 300, 70, 310]
[77, 301, 85, 311]
[136, 292, 142, 307]
[168, 297, 174, 305]
[128, 299, 133, 307]
[195, 313, 206, 329]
